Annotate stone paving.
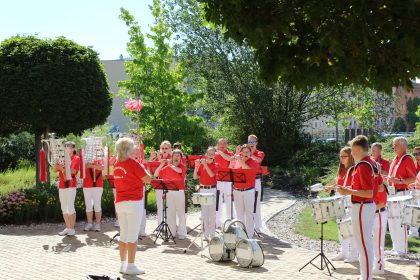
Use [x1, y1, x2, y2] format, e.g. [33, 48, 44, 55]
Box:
[0, 189, 419, 280]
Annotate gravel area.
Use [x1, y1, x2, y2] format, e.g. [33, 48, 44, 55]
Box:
[267, 198, 420, 261]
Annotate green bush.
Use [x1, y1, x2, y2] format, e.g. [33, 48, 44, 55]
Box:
[0, 132, 34, 171]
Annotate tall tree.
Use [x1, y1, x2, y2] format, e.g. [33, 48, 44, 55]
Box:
[118, 1, 210, 151]
[0, 35, 112, 184]
[406, 97, 420, 132]
[198, 0, 420, 93]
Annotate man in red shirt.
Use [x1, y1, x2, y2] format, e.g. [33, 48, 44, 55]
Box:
[247, 134, 265, 233]
[338, 135, 376, 280]
[193, 147, 218, 240]
[387, 137, 417, 255]
[214, 138, 235, 227]
[154, 149, 187, 239]
[371, 143, 390, 176]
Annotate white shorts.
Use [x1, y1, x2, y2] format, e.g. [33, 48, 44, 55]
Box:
[82, 187, 103, 212]
[59, 188, 77, 215]
[115, 200, 143, 243]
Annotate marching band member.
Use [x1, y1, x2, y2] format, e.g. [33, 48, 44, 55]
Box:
[387, 137, 416, 256]
[131, 146, 147, 237]
[247, 134, 265, 233]
[408, 146, 420, 238]
[154, 149, 187, 239]
[54, 141, 80, 236]
[370, 143, 387, 274]
[173, 141, 187, 165]
[325, 147, 358, 263]
[150, 140, 172, 225]
[337, 135, 376, 280]
[230, 144, 259, 238]
[82, 159, 104, 232]
[113, 138, 151, 275]
[214, 138, 235, 227]
[193, 147, 218, 240]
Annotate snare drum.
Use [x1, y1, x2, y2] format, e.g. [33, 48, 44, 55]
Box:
[387, 195, 413, 219]
[236, 239, 264, 268]
[192, 193, 216, 206]
[310, 196, 346, 223]
[402, 204, 420, 227]
[209, 236, 236, 262]
[337, 217, 353, 239]
[409, 189, 420, 205]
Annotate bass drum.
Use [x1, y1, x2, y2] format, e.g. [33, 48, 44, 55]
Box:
[236, 239, 264, 268]
[209, 236, 236, 262]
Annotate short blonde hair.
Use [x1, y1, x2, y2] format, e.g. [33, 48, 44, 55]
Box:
[160, 140, 171, 149]
[248, 134, 258, 141]
[115, 137, 134, 161]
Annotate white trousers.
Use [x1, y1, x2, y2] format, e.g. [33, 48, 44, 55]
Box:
[115, 200, 142, 243]
[200, 188, 217, 237]
[59, 188, 77, 215]
[254, 179, 262, 230]
[82, 187, 103, 212]
[373, 210, 387, 272]
[352, 203, 375, 280]
[139, 187, 146, 235]
[388, 191, 408, 254]
[216, 181, 236, 227]
[409, 190, 420, 237]
[155, 189, 163, 225]
[167, 190, 186, 237]
[233, 188, 255, 238]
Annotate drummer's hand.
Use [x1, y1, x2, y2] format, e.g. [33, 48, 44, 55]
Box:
[324, 185, 336, 193]
[337, 187, 350, 195]
[200, 158, 206, 165]
[235, 145, 241, 154]
[389, 177, 401, 184]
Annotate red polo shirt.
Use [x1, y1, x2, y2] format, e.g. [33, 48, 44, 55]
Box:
[59, 155, 80, 188]
[158, 163, 187, 190]
[374, 188, 387, 205]
[197, 162, 218, 186]
[83, 160, 103, 188]
[114, 158, 147, 203]
[233, 158, 259, 189]
[388, 154, 416, 189]
[377, 157, 390, 174]
[336, 166, 354, 187]
[253, 149, 265, 162]
[214, 150, 234, 168]
[351, 156, 376, 202]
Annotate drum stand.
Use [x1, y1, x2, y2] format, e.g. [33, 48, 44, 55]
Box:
[299, 221, 335, 276]
[153, 183, 176, 244]
[183, 221, 207, 257]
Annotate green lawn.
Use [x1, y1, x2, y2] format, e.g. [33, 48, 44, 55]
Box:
[295, 205, 420, 253]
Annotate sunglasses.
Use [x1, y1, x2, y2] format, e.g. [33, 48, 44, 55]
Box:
[413, 152, 420, 156]
[247, 141, 257, 145]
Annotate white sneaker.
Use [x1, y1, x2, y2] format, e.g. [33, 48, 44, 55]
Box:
[93, 224, 101, 232]
[84, 223, 93, 231]
[114, 220, 119, 227]
[119, 264, 127, 274]
[58, 228, 69, 236]
[344, 258, 358, 263]
[385, 249, 397, 255]
[178, 235, 185, 240]
[125, 264, 145, 275]
[332, 253, 346, 261]
[67, 229, 75, 236]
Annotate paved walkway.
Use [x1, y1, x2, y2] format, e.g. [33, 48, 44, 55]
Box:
[0, 188, 419, 280]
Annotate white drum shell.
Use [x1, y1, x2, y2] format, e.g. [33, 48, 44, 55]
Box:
[337, 218, 353, 239]
[402, 204, 420, 227]
[387, 195, 413, 219]
[209, 236, 235, 262]
[223, 219, 248, 250]
[311, 197, 345, 223]
[236, 239, 264, 268]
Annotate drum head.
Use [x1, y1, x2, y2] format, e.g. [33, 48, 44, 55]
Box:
[236, 239, 253, 267]
[388, 195, 413, 202]
[209, 236, 224, 261]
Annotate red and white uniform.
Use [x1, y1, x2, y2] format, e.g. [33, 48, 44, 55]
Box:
[82, 161, 103, 213]
[232, 158, 259, 237]
[113, 158, 147, 243]
[58, 155, 80, 215]
[351, 156, 376, 280]
[214, 149, 235, 227]
[387, 153, 416, 254]
[253, 149, 265, 232]
[197, 162, 218, 238]
[158, 163, 187, 238]
[152, 153, 171, 225]
[409, 163, 420, 238]
[372, 183, 387, 273]
[336, 166, 358, 261]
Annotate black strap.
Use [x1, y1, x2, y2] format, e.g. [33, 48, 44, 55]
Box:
[216, 189, 220, 211]
[253, 191, 258, 213]
[88, 168, 102, 187]
[144, 187, 149, 210]
[260, 182, 264, 202]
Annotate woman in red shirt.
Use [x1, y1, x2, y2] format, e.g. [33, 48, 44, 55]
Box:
[54, 141, 80, 237]
[193, 146, 218, 240]
[82, 160, 104, 232]
[113, 138, 151, 275]
[229, 144, 259, 238]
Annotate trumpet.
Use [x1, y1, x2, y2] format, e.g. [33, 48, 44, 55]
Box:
[41, 133, 71, 181]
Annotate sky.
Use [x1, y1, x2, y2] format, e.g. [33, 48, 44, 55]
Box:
[0, 0, 155, 60]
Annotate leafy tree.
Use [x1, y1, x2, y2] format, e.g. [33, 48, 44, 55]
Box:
[406, 97, 420, 132]
[0, 35, 112, 184]
[118, 1, 211, 152]
[197, 0, 420, 93]
[392, 117, 407, 132]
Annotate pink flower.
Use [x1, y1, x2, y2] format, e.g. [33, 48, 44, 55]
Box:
[124, 99, 142, 112]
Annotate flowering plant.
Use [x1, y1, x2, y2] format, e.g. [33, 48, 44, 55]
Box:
[124, 99, 143, 133]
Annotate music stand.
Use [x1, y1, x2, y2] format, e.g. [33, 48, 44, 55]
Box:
[299, 221, 335, 276]
[151, 179, 183, 244]
[216, 167, 234, 221]
[145, 161, 161, 175]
